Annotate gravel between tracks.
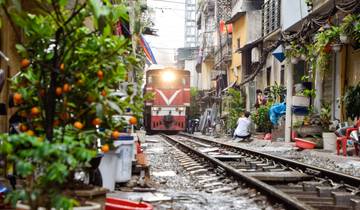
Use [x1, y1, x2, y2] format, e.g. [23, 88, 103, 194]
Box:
[145, 135, 280, 210]
[194, 133, 360, 177]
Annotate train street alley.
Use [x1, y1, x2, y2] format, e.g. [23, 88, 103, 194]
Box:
[108, 133, 360, 210]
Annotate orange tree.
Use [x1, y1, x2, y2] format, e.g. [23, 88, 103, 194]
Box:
[0, 0, 145, 209]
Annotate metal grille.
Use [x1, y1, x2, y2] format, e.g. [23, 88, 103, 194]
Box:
[261, 0, 281, 37]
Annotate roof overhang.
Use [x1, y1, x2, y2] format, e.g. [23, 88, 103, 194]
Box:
[236, 38, 263, 53]
[226, 12, 246, 24]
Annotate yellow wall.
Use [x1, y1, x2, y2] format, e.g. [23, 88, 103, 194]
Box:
[200, 60, 214, 90]
[346, 47, 360, 87]
[230, 16, 247, 84]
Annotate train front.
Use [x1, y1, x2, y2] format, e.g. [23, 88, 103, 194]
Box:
[144, 68, 190, 133]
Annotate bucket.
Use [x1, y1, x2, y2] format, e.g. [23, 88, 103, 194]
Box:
[114, 136, 134, 183]
[105, 198, 153, 210]
[323, 132, 337, 151]
[98, 152, 117, 191]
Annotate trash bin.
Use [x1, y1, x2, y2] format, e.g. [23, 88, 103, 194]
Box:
[98, 152, 117, 191]
[114, 135, 134, 183]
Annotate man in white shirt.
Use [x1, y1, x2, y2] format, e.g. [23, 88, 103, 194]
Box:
[233, 111, 251, 141]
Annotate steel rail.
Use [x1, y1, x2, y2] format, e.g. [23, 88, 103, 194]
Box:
[180, 133, 360, 187]
[161, 134, 315, 210]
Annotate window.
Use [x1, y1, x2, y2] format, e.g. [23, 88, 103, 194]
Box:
[280, 65, 285, 85]
[266, 67, 271, 86]
[237, 38, 240, 49]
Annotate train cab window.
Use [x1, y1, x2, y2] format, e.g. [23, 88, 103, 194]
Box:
[182, 78, 186, 85]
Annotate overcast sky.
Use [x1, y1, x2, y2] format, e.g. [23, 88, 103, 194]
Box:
[145, 0, 185, 66]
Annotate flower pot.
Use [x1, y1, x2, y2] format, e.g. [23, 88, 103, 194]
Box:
[323, 44, 332, 54]
[322, 132, 337, 151]
[16, 201, 101, 210]
[291, 57, 299, 64]
[340, 34, 350, 44]
[331, 44, 342, 52]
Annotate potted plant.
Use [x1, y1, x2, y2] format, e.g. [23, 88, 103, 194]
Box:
[339, 14, 359, 44]
[344, 83, 360, 120]
[285, 42, 301, 64]
[252, 103, 272, 133]
[320, 103, 337, 151]
[0, 1, 145, 209]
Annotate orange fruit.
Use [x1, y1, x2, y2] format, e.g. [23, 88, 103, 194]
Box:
[63, 83, 71, 93]
[92, 118, 102, 126]
[19, 124, 28, 132]
[26, 130, 34, 136]
[13, 93, 23, 104]
[74, 121, 84, 130]
[21, 59, 30, 69]
[53, 119, 60, 126]
[77, 79, 84, 85]
[60, 112, 69, 120]
[19, 111, 27, 117]
[111, 131, 120, 139]
[101, 144, 110, 153]
[31, 107, 40, 116]
[60, 63, 65, 71]
[101, 90, 107, 97]
[129, 116, 137, 125]
[97, 70, 104, 80]
[55, 87, 63, 96]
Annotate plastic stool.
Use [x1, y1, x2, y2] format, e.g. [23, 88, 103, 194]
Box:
[336, 136, 348, 156]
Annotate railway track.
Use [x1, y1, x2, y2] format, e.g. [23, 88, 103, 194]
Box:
[160, 133, 360, 210]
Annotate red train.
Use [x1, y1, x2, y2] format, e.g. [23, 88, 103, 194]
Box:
[144, 66, 190, 133]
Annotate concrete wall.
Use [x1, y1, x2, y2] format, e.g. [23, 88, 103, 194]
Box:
[184, 59, 200, 88]
[245, 10, 262, 44]
[281, 0, 308, 31]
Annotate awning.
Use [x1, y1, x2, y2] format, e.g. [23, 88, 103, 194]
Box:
[226, 12, 246, 24]
[222, 80, 237, 92]
[235, 38, 262, 53]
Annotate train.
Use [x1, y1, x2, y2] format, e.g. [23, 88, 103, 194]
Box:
[144, 65, 190, 133]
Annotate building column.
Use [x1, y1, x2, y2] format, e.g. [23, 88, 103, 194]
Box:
[285, 61, 294, 142]
[314, 61, 323, 113]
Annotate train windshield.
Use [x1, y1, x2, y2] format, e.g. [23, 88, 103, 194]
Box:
[148, 71, 186, 89]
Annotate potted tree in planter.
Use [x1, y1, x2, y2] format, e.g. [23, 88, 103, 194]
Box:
[320, 103, 337, 151]
[0, 0, 145, 209]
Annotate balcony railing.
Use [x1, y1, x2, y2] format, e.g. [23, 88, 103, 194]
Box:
[261, 0, 281, 37]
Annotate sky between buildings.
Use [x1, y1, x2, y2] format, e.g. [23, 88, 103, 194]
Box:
[145, 0, 185, 66]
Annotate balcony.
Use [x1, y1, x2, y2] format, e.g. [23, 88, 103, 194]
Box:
[261, 0, 281, 37]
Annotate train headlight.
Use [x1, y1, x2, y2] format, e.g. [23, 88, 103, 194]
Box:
[152, 107, 159, 111]
[178, 107, 184, 111]
[161, 71, 175, 82]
